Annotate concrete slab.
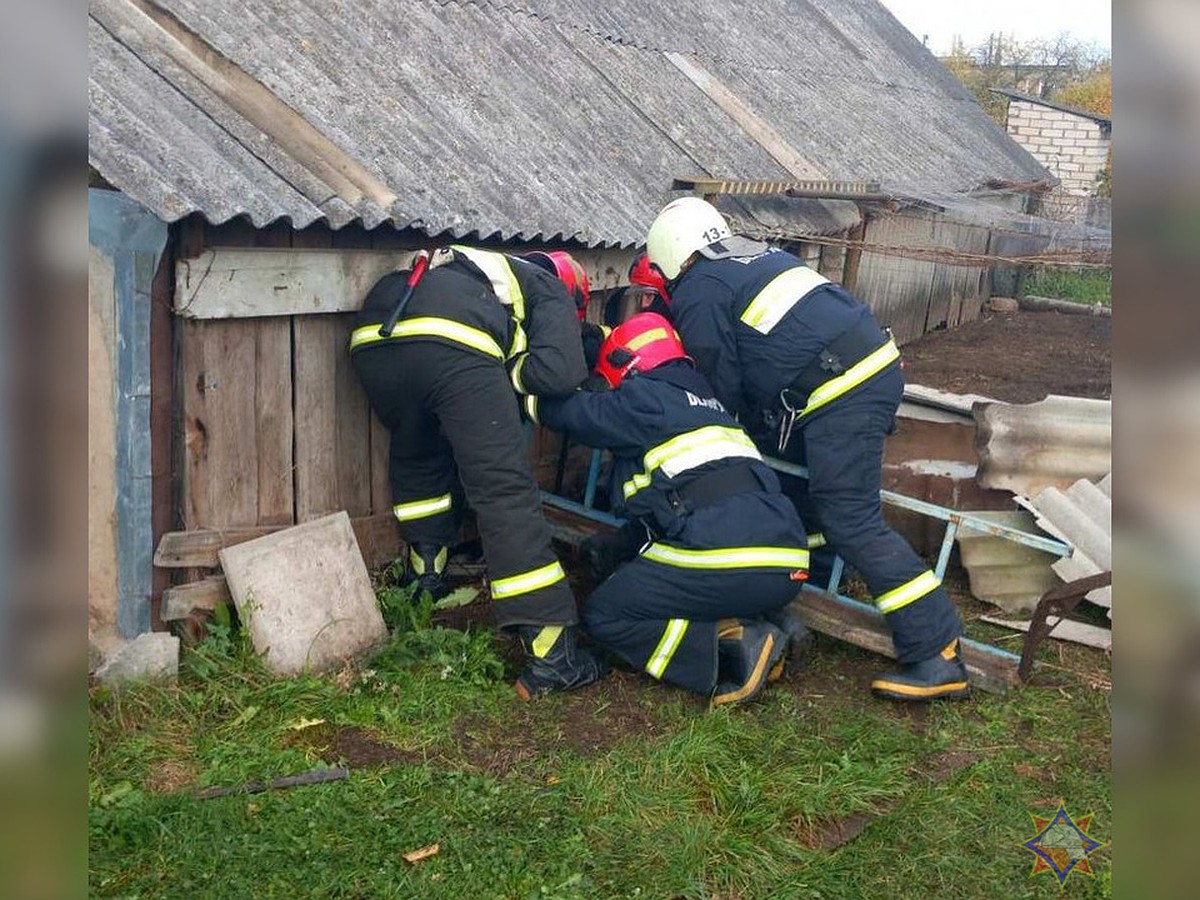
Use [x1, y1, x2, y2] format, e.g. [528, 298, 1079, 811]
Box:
[218, 511, 386, 674]
[94, 633, 180, 683]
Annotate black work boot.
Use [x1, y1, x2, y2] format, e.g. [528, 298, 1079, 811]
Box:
[514, 625, 610, 700]
[764, 605, 814, 683]
[404, 542, 449, 600]
[712, 619, 786, 707]
[870, 638, 971, 701]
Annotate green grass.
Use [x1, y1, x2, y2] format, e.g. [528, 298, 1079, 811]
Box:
[1023, 268, 1112, 307]
[89, 586, 1111, 899]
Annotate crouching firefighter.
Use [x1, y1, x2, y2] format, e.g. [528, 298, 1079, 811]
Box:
[533, 313, 813, 707]
[645, 197, 969, 701]
[349, 245, 608, 698]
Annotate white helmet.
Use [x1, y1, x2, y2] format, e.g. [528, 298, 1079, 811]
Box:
[645, 197, 732, 281]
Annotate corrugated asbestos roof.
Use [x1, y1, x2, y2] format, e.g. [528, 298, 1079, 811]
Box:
[974, 395, 1112, 496]
[955, 511, 1061, 615]
[88, 0, 1050, 246]
[1019, 474, 1113, 614]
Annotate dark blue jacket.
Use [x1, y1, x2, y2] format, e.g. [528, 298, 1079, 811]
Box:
[668, 247, 877, 419]
[538, 362, 805, 554]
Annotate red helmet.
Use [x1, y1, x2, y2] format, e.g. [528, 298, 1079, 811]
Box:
[594, 312, 690, 388]
[628, 252, 670, 307]
[522, 251, 591, 320]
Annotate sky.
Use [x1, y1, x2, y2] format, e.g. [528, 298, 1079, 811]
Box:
[878, 0, 1112, 56]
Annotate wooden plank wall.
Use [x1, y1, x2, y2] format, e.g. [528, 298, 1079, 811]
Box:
[177, 218, 401, 532]
[856, 209, 994, 346]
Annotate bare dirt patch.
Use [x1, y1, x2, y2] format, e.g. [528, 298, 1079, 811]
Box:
[900, 310, 1111, 403]
[284, 723, 423, 769]
[144, 759, 200, 794]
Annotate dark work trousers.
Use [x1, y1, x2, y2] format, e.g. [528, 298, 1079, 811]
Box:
[351, 341, 577, 628]
[770, 365, 962, 664]
[582, 494, 806, 695]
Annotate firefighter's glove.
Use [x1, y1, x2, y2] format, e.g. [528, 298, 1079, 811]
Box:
[580, 373, 611, 392]
[580, 521, 645, 582]
[580, 322, 607, 370]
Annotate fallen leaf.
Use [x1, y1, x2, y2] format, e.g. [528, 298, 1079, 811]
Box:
[434, 587, 479, 610]
[545, 775, 560, 785]
[402, 842, 440, 864]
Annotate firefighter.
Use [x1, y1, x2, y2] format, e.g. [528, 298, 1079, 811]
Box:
[602, 253, 671, 326]
[644, 197, 969, 701]
[532, 313, 812, 706]
[349, 245, 608, 698]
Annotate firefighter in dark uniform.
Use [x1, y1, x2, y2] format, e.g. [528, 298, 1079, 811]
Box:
[349, 245, 608, 698]
[533, 312, 812, 706]
[644, 197, 969, 701]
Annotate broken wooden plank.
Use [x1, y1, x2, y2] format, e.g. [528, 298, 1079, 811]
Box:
[161, 576, 231, 622]
[154, 513, 402, 570]
[983, 616, 1112, 651]
[788, 589, 1021, 694]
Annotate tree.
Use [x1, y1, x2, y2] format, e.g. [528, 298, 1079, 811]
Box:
[940, 32, 1110, 126]
[1053, 63, 1112, 118]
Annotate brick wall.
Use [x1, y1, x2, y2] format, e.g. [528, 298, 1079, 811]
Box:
[1005, 100, 1111, 196]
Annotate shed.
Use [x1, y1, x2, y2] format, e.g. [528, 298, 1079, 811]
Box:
[89, 0, 1060, 642]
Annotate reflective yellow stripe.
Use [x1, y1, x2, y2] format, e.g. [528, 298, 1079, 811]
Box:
[491, 560, 566, 599]
[642, 543, 810, 570]
[409, 545, 448, 576]
[393, 494, 453, 522]
[800, 339, 900, 418]
[508, 323, 528, 359]
[646, 619, 689, 678]
[807, 532, 826, 549]
[622, 425, 762, 499]
[530, 625, 563, 658]
[350, 319, 504, 360]
[509, 353, 528, 393]
[876, 569, 941, 614]
[627, 326, 670, 351]
[524, 395, 539, 423]
[739, 266, 830, 334]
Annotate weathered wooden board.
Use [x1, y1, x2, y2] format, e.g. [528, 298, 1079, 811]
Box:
[174, 246, 639, 318]
[255, 318, 295, 525]
[175, 248, 417, 318]
[153, 513, 402, 571]
[789, 589, 1021, 694]
[181, 318, 261, 527]
[293, 314, 372, 520]
[161, 576, 231, 621]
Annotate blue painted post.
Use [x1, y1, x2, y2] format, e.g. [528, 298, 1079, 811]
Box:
[89, 190, 167, 638]
[582, 448, 603, 510]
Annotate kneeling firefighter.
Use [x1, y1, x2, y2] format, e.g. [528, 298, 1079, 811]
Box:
[645, 197, 969, 701]
[350, 246, 608, 698]
[533, 313, 813, 706]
